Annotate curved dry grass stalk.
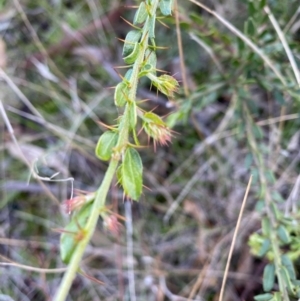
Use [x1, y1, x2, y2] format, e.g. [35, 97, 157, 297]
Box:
[174, 0, 189, 96]
[0, 254, 67, 273]
[218, 175, 252, 301]
[264, 5, 300, 87]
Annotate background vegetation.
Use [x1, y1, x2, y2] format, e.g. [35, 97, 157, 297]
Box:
[1, 0, 300, 300]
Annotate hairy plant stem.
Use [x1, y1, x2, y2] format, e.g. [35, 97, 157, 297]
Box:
[54, 1, 160, 300]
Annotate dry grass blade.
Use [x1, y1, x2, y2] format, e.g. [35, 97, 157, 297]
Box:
[264, 5, 300, 87]
[218, 175, 252, 301]
[174, 0, 189, 96]
[0, 254, 66, 273]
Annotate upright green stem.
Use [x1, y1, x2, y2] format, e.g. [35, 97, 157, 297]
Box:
[54, 159, 118, 301]
[54, 1, 161, 300]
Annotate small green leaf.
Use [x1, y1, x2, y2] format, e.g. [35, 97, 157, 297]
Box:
[145, 49, 157, 74]
[252, 123, 263, 139]
[281, 254, 296, 280]
[122, 30, 142, 57]
[116, 165, 123, 186]
[280, 266, 296, 294]
[270, 202, 281, 220]
[277, 225, 291, 244]
[159, 0, 173, 16]
[60, 203, 93, 264]
[257, 238, 271, 257]
[121, 148, 143, 200]
[263, 263, 275, 292]
[262, 217, 271, 236]
[259, 0, 266, 9]
[166, 111, 182, 128]
[148, 15, 156, 39]
[143, 111, 165, 126]
[133, 2, 148, 24]
[124, 42, 141, 64]
[244, 17, 256, 36]
[254, 293, 273, 301]
[272, 191, 284, 203]
[95, 131, 118, 161]
[114, 82, 129, 107]
[125, 68, 133, 81]
[248, 1, 256, 16]
[237, 37, 245, 56]
[139, 63, 154, 77]
[128, 101, 137, 129]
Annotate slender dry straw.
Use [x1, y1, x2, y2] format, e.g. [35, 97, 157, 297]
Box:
[264, 5, 300, 87]
[174, 0, 189, 96]
[218, 175, 252, 301]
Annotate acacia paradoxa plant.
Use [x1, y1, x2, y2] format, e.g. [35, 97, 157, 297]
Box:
[54, 1, 178, 300]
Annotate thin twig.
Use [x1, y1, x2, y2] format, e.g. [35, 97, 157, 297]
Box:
[175, 0, 189, 96]
[264, 5, 300, 87]
[218, 175, 252, 301]
[256, 113, 299, 126]
[0, 262, 67, 273]
[0, 254, 66, 273]
[283, 6, 300, 34]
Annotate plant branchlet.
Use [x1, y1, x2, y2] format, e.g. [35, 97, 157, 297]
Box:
[54, 1, 177, 300]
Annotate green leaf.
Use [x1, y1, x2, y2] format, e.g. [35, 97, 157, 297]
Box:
[254, 293, 273, 301]
[244, 17, 256, 36]
[259, 0, 266, 9]
[143, 111, 165, 126]
[121, 147, 143, 200]
[262, 217, 271, 236]
[281, 254, 296, 280]
[159, 0, 173, 16]
[122, 30, 142, 57]
[271, 191, 284, 203]
[252, 123, 263, 139]
[270, 202, 281, 220]
[248, 1, 257, 16]
[280, 266, 296, 294]
[277, 225, 291, 244]
[148, 15, 156, 39]
[257, 238, 271, 257]
[125, 68, 133, 81]
[145, 49, 157, 74]
[60, 203, 93, 264]
[133, 2, 148, 25]
[128, 101, 137, 129]
[124, 42, 141, 64]
[263, 263, 275, 292]
[114, 82, 129, 107]
[139, 63, 154, 77]
[95, 131, 118, 161]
